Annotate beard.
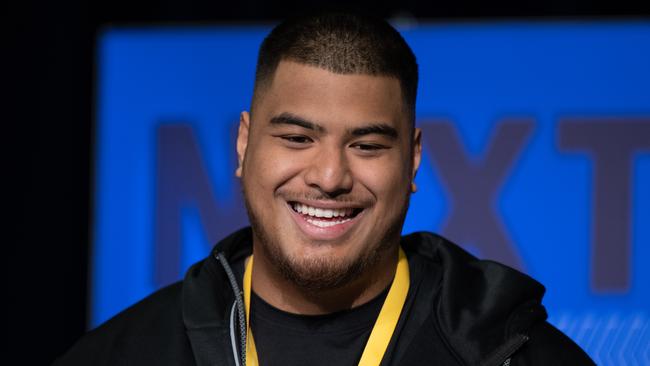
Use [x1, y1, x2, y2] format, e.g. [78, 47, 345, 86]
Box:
[242, 188, 410, 293]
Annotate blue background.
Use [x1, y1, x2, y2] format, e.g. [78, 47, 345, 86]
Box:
[93, 22, 650, 364]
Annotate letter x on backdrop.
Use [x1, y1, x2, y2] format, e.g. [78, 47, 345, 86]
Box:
[93, 22, 650, 364]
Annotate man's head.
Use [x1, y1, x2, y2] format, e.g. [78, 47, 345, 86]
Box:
[251, 13, 419, 126]
[236, 13, 421, 294]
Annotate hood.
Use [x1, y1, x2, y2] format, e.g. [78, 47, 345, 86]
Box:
[402, 231, 548, 366]
[181, 227, 253, 366]
[182, 227, 252, 330]
[182, 227, 547, 366]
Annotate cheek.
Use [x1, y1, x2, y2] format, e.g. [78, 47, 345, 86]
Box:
[243, 142, 305, 194]
[352, 156, 410, 203]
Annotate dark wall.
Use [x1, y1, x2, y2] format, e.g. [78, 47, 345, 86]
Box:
[8, 0, 649, 364]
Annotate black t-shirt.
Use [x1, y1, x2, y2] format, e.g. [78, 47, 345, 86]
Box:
[250, 289, 388, 366]
[248, 253, 454, 366]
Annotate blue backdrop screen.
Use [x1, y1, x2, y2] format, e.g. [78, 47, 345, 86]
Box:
[93, 22, 650, 364]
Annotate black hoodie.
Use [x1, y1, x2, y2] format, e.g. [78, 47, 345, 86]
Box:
[54, 227, 594, 366]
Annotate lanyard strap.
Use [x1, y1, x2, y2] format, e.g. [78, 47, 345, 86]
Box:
[243, 247, 410, 366]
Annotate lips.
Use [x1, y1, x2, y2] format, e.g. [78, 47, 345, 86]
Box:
[287, 201, 364, 240]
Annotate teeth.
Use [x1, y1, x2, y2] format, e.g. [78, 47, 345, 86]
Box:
[293, 203, 354, 218]
[306, 217, 352, 228]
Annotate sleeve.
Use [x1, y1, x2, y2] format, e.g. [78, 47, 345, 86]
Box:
[512, 321, 595, 366]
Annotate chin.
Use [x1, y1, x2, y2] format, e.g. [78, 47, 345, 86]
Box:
[276, 246, 373, 292]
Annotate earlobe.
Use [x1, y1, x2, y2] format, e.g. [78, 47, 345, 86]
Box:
[236, 111, 251, 178]
[411, 127, 422, 188]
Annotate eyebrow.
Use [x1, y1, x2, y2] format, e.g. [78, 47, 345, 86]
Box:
[269, 112, 398, 139]
[269, 113, 325, 132]
[350, 124, 398, 139]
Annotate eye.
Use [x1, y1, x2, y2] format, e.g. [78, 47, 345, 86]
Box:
[353, 144, 382, 150]
[350, 142, 389, 155]
[283, 135, 311, 143]
[279, 135, 313, 147]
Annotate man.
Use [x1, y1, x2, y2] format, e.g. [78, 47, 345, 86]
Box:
[55, 13, 594, 366]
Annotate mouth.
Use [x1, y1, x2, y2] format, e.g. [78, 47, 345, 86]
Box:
[286, 201, 365, 240]
[290, 202, 363, 227]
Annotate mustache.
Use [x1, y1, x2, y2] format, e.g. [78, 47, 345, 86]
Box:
[275, 187, 374, 206]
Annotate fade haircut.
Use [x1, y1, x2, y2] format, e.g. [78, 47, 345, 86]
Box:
[251, 13, 419, 125]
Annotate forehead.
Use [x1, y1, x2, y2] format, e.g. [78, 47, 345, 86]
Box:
[253, 61, 407, 130]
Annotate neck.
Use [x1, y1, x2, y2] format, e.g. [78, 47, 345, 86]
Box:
[250, 245, 399, 315]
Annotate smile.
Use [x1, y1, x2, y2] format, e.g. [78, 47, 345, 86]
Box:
[288, 201, 364, 239]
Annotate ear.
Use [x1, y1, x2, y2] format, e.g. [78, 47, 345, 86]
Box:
[235, 111, 251, 178]
[411, 127, 422, 183]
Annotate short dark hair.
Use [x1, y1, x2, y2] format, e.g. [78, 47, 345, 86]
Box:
[252, 13, 419, 125]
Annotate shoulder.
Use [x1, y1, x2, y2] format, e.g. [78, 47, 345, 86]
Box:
[400, 232, 594, 365]
[53, 282, 195, 366]
[513, 321, 595, 365]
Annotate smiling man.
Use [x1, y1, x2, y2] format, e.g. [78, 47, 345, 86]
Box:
[55, 13, 593, 366]
[238, 57, 417, 313]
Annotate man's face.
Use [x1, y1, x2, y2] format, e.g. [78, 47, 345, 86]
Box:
[237, 60, 421, 290]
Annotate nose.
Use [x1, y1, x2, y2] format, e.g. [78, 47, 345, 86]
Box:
[304, 146, 353, 197]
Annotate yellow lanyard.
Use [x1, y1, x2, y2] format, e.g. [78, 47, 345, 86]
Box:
[243, 247, 410, 366]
